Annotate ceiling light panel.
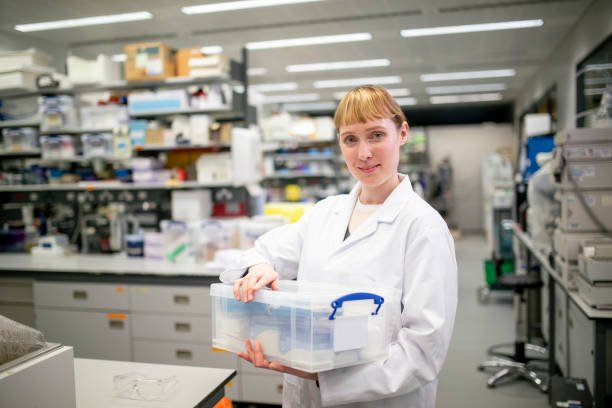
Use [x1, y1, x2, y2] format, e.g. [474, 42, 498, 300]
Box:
[314, 76, 402, 89]
[420, 69, 515, 82]
[396, 97, 418, 106]
[333, 87, 410, 100]
[401, 19, 543, 38]
[15, 12, 153, 32]
[426, 83, 507, 94]
[200, 46, 223, 54]
[249, 82, 298, 92]
[248, 68, 268, 76]
[263, 93, 320, 103]
[286, 59, 390, 72]
[246, 33, 372, 50]
[181, 0, 322, 15]
[430, 93, 503, 104]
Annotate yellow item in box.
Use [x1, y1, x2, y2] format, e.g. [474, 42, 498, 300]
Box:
[209, 122, 232, 144]
[124, 42, 175, 81]
[264, 202, 314, 223]
[145, 128, 165, 145]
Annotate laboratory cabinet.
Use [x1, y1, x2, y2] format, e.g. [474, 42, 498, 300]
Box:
[554, 284, 568, 376]
[129, 284, 211, 314]
[131, 314, 211, 342]
[0, 278, 34, 326]
[567, 300, 595, 391]
[240, 370, 284, 405]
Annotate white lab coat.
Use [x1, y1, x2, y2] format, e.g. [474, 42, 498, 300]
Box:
[221, 176, 458, 407]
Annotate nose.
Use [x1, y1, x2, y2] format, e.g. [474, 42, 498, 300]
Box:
[357, 142, 372, 161]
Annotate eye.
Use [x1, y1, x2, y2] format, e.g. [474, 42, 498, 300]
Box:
[342, 135, 358, 145]
[369, 132, 385, 141]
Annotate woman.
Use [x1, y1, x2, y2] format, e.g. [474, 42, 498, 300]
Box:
[220, 85, 457, 407]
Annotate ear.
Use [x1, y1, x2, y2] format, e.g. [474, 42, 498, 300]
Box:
[399, 122, 409, 146]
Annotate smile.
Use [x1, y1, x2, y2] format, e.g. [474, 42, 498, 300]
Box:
[357, 164, 380, 173]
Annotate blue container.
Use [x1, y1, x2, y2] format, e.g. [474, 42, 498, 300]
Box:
[523, 134, 555, 180]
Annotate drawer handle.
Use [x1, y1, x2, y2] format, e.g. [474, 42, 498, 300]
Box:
[276, 384, 283, 394]
[174, 295, 190, 305]
[176, 349, 193, 360]
[108, 320, 124, 329]
[174, 322, 191, 332]
[73, 290, 88, 300]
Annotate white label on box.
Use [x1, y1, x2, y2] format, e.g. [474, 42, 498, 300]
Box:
[333, 315, 367, 352]
[146, 58, 163, 75]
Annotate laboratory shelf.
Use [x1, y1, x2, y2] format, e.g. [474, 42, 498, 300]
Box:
[0, 180, 236, 192]
[0, 149, 42, 158]
[134, 144, 231, 152]
[0, 117, 40, 128]
[39, 127, 115, 135]
[272, 153, 336, 161]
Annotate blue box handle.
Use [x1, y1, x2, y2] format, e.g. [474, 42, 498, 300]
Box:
[329, 292, 384, 320]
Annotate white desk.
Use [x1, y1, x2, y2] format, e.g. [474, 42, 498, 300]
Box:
[75, 358, 235, 408]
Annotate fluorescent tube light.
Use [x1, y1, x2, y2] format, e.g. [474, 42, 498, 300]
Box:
[248, 68, 267, 76]
[387, 88, 411, 97]
[401, 19, 543, 38]
[201, 46, 223, 54]
[15, 12, 153, 32]
[286, 58, 390, 73]
[430, 93, 503, 104]
[247, 33, 372, 50]
[420, 69, 515, 82]
[426, 83, 507, 94]
[264, 93, 320, 103]
[249, 82, 298, 92]
[396, 97, 417, 106]
[314, 76, 401, 89]
[233, 85, 245, 94]
[182, 0, 321, 15]
[283, 102, 337, 112]
[111, 54, 127, 62]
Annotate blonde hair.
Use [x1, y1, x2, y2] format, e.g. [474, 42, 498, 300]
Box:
[333, 85, 407, 130]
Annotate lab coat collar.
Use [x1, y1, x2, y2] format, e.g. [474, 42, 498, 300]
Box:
[345, 173, 414, 224]
[331, 174, 414, 250]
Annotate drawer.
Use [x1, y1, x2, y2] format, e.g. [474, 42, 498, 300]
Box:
[35, 308, 131, 361]
[132, 314, 211, 342]
[33, 281, 128, 310]
[240, 372, 283, 405]
[133, 340, 238, 369]
[0, 279, 33, 303]
[130, 285, 210, 314]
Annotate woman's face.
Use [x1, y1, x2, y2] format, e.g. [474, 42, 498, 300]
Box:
[338, 117, 408, 189]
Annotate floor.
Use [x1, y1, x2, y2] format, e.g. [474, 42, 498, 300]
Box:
[436, 233, 549, 408]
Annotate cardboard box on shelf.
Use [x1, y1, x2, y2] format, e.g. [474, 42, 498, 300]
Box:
[124, 42, 175, 82]
[176, 48, 230, 78]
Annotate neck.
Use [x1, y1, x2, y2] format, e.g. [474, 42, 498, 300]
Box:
[359, 174, 402, 204]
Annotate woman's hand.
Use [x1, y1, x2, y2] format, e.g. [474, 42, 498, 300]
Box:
[238, 340, 318, 381]
[233, 263, 280, 302]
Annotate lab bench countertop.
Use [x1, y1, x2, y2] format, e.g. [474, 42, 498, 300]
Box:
[75, 358, 235, 408]
[0, 253, 222, 277]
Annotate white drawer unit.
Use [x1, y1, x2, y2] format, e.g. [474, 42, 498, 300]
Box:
[567, 300, 595, 391]
[132, 340, 238, 369]
[131, 314, 211, 342]
[130, 285, 211, 314]
[35, 308, 131, 361]
[557, 190, 612, 233]
[240, 372, 283, 405]
[554, 284, 568, 376]
[33, 281, 129, 310]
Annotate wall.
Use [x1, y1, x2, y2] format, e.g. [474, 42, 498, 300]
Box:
[515, 0, 612, 129]
[427, 124, 514, 232]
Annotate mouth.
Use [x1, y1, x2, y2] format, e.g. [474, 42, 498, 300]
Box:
[357, 164, 380, 174]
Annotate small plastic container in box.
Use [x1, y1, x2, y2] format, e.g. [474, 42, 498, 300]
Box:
[40, 135, 75, 159]
[211, 280, 391, 372]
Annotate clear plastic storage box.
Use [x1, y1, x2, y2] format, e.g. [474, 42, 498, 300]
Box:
[211, 280, 392, 373]
[2, 128, 38, 151]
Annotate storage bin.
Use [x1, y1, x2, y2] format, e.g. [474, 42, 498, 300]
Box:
[211, 280, 391, 373]
[176, 49, 230, 78]
[38, 95, 78, 131]
[128, 90, 188, 114]
[67, 54, 121, 85]
[40, 135, 75, 159]
[0, 48, 51, 71]
[0, 67, 47, 92]
[2, 127, 38, 151]
[82, 133, 113, 157]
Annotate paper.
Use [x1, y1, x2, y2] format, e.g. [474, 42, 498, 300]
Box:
[333, 315, 367, 352]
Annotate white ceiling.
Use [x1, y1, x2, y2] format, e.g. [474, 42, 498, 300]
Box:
[0, 0, 595, 108]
